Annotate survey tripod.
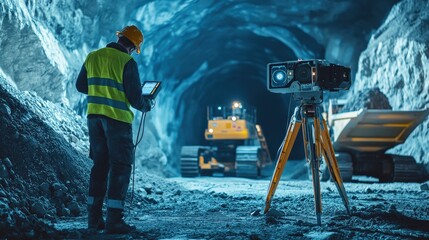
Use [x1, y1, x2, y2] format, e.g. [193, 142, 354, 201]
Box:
[264, 91, 351, 225]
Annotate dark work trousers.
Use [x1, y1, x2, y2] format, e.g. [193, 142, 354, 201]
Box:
[87, 115, 134, 211]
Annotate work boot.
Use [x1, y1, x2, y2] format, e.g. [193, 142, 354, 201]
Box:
[87, 197, 105, 230]
[105, 208, 136, 234]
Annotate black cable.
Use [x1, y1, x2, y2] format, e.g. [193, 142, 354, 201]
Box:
[127, 98, 155, 216]
[129, 110, 147, 213]
[135, 111, 147, 146]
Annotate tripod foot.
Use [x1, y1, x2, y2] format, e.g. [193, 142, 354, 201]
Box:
[345, 205, 351, 216]
[316, 213, 321, 226]
[264, 203, 271, 214]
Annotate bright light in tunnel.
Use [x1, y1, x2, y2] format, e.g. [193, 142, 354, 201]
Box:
[232, 101, 242, 108]
[231, 116, 237, 121]
[217, 106, 222, 110]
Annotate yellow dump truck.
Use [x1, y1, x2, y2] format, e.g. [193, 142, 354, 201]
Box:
[180, 102, 272, 178]
[320, 99, 429, 182]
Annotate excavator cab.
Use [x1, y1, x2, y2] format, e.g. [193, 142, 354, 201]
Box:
[180, 102, 272, 178]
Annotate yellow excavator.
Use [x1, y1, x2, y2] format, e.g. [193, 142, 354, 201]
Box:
[180, 102, 272, 178]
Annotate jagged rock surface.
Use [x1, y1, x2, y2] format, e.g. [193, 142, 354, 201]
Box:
[342, 87, 392, 111]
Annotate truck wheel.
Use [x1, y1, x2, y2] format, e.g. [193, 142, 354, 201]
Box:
[382, 155, 420, 182]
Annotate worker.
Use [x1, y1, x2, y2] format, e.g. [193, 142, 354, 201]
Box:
[76, 25, 151, 234]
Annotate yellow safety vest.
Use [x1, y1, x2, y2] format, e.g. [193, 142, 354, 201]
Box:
[84, 47, 134, 123]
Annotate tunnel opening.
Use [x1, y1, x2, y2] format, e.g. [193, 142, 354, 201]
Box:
[177, 64, 306, 173]
[139, 12, 328, 175]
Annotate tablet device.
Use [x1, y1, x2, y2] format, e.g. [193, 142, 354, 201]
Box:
[142, 81, 161, 99]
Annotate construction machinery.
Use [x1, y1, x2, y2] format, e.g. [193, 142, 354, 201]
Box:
[180, 102, 272, 178]
[319, 99, 429, 182]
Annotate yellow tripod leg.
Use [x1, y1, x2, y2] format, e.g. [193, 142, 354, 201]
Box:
[320, 119, 350, 215]
[264, 119, 301, 213]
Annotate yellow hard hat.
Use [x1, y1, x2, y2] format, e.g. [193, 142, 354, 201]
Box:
[116, 25, 144, 54]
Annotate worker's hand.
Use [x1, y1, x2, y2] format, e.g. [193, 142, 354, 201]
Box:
[142, 98, 152, 112]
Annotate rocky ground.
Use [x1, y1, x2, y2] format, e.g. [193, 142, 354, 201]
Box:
[55, 175, 429, 239]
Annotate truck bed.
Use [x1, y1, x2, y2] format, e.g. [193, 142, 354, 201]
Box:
[330, 108, 429, 152]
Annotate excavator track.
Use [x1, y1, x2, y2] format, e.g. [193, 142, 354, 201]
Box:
[180, 146, 201, 177]
[319, 152, 353, 182]
[335, 153, 353, 182]
[391, 155, 419, 182]
[236, 146, 260, 178]
[319, 163, 330, 182]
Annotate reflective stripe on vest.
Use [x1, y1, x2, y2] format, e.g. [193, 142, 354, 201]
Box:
[84, 47, 134, 123]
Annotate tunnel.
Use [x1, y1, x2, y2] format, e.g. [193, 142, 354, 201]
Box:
[0, 0, 407, 176]
[2, 0, 429, 238]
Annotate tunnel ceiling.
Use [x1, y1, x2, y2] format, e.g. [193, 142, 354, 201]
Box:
[0, 0, 400, 173]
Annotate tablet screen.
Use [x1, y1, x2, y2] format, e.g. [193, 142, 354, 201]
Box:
[142, 82, 158, 95]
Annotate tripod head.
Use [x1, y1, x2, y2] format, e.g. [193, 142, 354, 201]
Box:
[292, 90, 323, 106]
[289, 90, 323, 121]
